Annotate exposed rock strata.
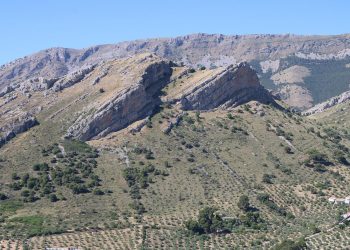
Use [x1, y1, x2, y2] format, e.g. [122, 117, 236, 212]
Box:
[0, 115, 38, 147]
[303, 90, 350, 115]
[0, 86, 14, 97]
[2, 33, 350, 89]
[65, 59, 277, 141]
[52, 65, 95, 91]
[176, 63, 277, 110]
[65, 59, 173, 141]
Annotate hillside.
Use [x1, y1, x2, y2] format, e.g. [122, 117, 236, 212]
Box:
[1, 33, 350, 110]
[1, 53, 350, 249]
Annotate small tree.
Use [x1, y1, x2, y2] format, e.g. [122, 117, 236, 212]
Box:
[284, 146, 293, 154]
[49, 194, 58, 202]
[227, 113, 234, 120]
[12, 173, 20, 180]
[195, 111, 201, 121]
[262, 174, 274, 184]
[273, 238, 306, 250]
[93, 188, 104, 195]
[0, 193, 8, 200]
[185, 207, 224, 234]
[237, 195, 250, 212]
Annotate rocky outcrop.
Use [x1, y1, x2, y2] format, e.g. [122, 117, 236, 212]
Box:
[0, 115, 38, 147]
[65, 57, 278, 141]
[2, 34, 350, 89]
[65, 59, 172, 141]
[52, 64, 96, 91]
[162, 112, 184, 134]
[303, 90, 350, 115]
[0, 86, 14, 97]
[176, 63, 277, 110]
[19, 77, 58, 92]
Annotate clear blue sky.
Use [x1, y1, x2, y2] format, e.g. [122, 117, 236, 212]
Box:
[1, 0, 349, 65]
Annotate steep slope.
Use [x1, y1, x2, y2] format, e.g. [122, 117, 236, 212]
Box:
[65, 58, 276, 141]
[66, 54, 173, 141]
[0, 53, 275, 146]
[2, 33, 350, 110]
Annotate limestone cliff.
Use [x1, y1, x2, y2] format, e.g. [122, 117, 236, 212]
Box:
[0, 115, 38, 148]
[66, 58, 277, 140]
[175, 63, 276, 110]
[65, 56, 173, 141]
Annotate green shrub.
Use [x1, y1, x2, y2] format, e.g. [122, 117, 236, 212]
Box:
[11, 173, 20, 180]
[49, 194, 58, 202]
[262, 174, 274, 184]
[273, 238, 306, 250]
[237, 195, 250, 212]
[93, 189, 104, 195]
[0, 193, 8, 200]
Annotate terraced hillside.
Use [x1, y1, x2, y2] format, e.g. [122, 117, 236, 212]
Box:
[1, 53, 350, 249]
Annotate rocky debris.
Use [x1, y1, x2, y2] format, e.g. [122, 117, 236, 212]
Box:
[0, 115, 38, 147]
[128, 118, 149, 134]
[0, 86, 14, 97]
[4, 93, 17, 104]
[258, 110, 265, 117]
[162, 112, 184, 134]
[52, 64, 96, 91]
[19, 77, 58, 92]
[92, 66, 109, 85]
[176, 63, 277, 110]
[303, 90, 350, 115]
[65, 58, 173, 141]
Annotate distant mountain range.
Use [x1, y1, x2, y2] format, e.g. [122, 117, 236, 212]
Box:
[1, 33, 350, 110]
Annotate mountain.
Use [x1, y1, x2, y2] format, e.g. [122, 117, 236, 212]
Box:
[1, 52, 350, 249]
[2, 33, 350, 110]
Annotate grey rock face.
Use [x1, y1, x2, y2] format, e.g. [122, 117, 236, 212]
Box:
[0, 115, 38, 147]
[65, 58, 277, 141]
[19, 77, 58, 93]
[303, 90, 350, 115]
[66, 60, 173, 141]
[52, 64, 96, 91]
[0, 86, 14, 97]
[177, 63, 277, 110]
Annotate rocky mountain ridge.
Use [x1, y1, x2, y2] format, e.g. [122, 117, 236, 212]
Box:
[1, 33, 350, 111]
[2, 51, 350, 250]
[303, 90, 350, 115]
[0, 53, 276, 145]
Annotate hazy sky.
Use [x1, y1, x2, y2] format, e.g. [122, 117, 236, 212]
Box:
[1, 0, 349, 65]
